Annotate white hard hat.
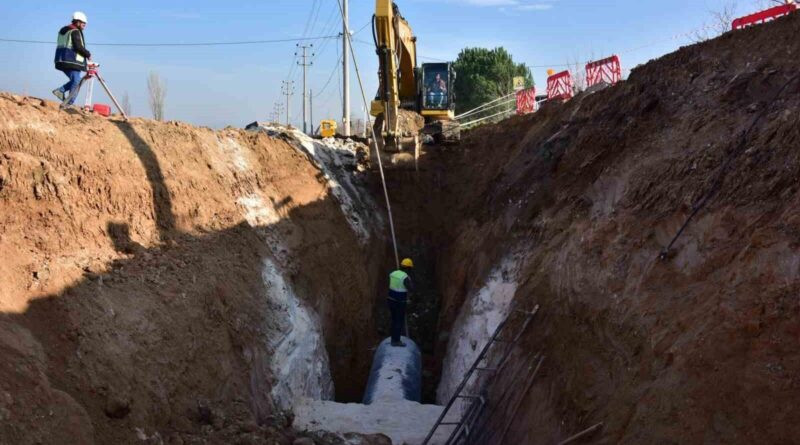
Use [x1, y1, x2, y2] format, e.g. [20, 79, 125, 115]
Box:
[72, 11, 88, 24]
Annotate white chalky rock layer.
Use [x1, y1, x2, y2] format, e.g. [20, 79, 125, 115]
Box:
[262, 258, 334, 410]
[436, 257, 520, 407]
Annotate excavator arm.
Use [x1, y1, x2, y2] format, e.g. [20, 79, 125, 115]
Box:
[372, 1, 419, 152]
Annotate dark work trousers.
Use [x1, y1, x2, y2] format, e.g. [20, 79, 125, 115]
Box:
[388, 298, 407, 343]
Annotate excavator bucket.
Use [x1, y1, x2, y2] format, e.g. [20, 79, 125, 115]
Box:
[371, 109, 424, 170]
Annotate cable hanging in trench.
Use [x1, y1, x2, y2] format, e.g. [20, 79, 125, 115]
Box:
[335, 0, 400, 269]
[659, 72, 800, 260]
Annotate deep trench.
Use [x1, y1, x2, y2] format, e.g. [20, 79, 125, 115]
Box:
[363, 154, 451, 404]
[322, 141, 453, 404]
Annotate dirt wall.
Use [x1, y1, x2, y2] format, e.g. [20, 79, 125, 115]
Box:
[411, 14, 800, 444]
[0, 95, 383, 444]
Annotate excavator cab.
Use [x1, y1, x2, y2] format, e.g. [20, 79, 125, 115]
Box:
[419, 63, 455, 112]
[418, 63, 460, 144]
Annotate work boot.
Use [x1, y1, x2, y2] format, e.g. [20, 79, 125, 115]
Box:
[391, 341, 406, 347]
[52, 89, 65, 102]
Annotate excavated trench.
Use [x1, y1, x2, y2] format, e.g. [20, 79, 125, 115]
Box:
[356, 13, 800, 444]
[3, 13, 800, 445]
[369, 162, 452, 404]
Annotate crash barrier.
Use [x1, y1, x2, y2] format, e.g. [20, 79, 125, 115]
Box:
[586, 55, 622, 88]
[516, 87, 537, 114]
[547, 70, 574, 101]
[362, 337, 422, 404]
[732, 3, 798, 30]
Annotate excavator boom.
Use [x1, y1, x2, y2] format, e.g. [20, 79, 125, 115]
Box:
[371, 1, 460, 165]
[372, 1, 420, 153]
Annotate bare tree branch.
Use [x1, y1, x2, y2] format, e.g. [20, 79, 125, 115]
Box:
[147, 72, 167, 121]
[121, 91, 132, 116]
[693, 1, 740, 42]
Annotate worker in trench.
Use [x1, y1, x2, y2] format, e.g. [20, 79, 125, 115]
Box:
[53, 11, 91, 108]
[387, 258, 415, 347]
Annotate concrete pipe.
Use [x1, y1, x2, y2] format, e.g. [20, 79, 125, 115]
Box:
[362, 337, 422, 404]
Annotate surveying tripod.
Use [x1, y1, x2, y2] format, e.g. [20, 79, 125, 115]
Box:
[62, 62, 128, 120]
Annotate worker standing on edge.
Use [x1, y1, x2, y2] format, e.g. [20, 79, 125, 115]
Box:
[388, 258, 415, 347]
[53, 12, 91, 108]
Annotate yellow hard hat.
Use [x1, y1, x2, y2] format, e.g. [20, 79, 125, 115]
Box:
[401, 258, 414, 268]
[547, 69, 555, 77]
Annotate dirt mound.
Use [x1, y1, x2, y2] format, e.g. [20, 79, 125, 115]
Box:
[0, 95, 384, 444]
[401, 13, 800, 444]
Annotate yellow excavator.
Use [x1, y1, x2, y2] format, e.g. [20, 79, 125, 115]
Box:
[370, 1, 460, 165]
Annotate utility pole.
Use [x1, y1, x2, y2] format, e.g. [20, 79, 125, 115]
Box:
[297, 44, 314, 134]
[273, 101, 285, 124]
[281, 80, 295, 127]
[310, 90, 314, 136]
[342, 0, 351, 136]
[364, 105, 369, 138]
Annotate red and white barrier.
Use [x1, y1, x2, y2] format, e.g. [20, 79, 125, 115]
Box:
[516, 87, 537, 115]
[547, 71, 573, 101]
[732, 3, 797, 30]
[586, 55, 622, 88]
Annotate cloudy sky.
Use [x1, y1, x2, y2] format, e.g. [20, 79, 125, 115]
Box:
[0, 0, 769, 128]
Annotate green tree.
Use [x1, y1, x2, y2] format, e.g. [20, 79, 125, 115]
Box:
[453, 47, 533, 118]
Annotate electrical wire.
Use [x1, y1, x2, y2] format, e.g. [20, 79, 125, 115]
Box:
[336, 0, 400, 269]
[0, 35, 342, 47]
[313, 53, 343, 98]
[310, 3, 343, 63]
[659, 72, 800, 259]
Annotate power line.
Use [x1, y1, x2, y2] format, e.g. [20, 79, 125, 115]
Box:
[309, 3, 342, 63]
[0, 35, 342, 47]
[299, 0, 323, 44]
[353, 20, 371, 36]
[336, 0, 399, 267]
[297, 44, 314, 134]
[286, 1, 324, 82]
[313, 53, 343, 98]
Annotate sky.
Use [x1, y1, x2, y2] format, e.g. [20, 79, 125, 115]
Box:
[0, 0, 774, 129]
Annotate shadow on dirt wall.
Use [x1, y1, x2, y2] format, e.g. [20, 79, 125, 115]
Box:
[0, 128, 380, 444]
[111, 121, 177, 241]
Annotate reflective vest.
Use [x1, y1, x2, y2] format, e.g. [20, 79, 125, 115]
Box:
[54, 27, 87, 71]
[389, 270, 409, 293]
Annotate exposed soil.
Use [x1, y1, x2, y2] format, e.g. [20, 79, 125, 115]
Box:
[398, 13, 800, 444]
[3, 10, 800, 445]
[0, 96, 383, 444]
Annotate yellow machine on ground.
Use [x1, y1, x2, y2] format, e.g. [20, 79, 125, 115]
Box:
[319, 119, 337, 138]
[370, 0, 460, 163]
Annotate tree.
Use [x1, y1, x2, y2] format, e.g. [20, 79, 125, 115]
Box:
[453, 47, 533, 119]
[121, 91, 132, 116]
[147, 72, 167, 121]
[692, 1, 739, 42]
[565, 52, 595, 94]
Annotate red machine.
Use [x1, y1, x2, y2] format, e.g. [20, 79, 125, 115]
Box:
[586, 55, 622, 88]
[732, 3, 798, 30]
[516, 87, 537, 115]
[547, 70, 574, 101]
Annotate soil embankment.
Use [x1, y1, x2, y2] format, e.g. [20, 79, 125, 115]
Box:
[0, 97, 384, 444]
[387, 13, 800, 444]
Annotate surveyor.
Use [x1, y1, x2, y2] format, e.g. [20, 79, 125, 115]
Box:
[388, 258, 415, 347]
[53, 12, 91, 107]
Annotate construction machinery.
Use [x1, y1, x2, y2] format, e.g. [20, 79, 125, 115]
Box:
[319, 119, 338, 138]
[370, 1, 460, 165]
